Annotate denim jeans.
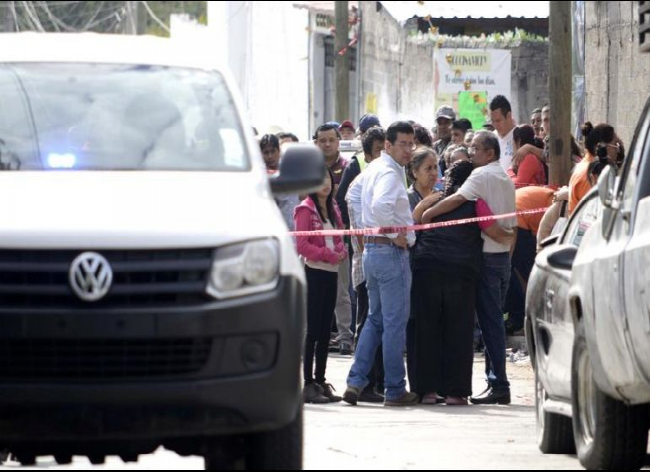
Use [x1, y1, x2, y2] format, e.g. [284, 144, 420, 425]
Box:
[476, 252, 511, 390]
[347, 244, 411, 401]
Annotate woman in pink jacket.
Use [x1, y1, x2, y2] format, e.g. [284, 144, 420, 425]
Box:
[294, 168, 347, 404]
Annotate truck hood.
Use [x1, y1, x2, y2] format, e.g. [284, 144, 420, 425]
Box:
[0, 171, 288, 249]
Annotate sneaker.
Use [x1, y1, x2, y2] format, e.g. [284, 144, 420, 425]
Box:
[384, 391, 419, 407]
[339, 342, 353, 356]
[303, 383, 329, 404]
[358, 388, 384, 403]
[343, 386, 361, 406]
[318, 382, 342, 403]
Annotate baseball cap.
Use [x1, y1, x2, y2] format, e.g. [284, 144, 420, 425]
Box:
[358, 114, 381, 134]
[339, 119, 355, 131]
[436, 106, 456, 122]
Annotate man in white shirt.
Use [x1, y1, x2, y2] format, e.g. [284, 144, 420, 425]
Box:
[490, 95, 516, 172]
[344, 122, 418, 407]
[422, 130, 516, 405]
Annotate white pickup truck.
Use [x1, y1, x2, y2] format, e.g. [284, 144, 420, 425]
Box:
[0, 32, 323, 470]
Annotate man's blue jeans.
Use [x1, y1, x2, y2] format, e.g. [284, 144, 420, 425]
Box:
[347, 244, 411, 401]
[477, 252, 511, 390]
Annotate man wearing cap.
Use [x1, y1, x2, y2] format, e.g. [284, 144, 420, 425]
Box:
[339, 120, 356, 141]
[433, 105, 456, 177]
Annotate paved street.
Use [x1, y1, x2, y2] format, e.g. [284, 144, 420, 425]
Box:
[4, 353, 642, 470]
[302, 354, 581, 470]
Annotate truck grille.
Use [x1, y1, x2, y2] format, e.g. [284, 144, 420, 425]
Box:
[0, 249, 213, 308]
[0, 338, 213, 380]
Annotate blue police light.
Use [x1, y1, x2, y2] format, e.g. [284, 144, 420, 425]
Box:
[47, 153, 77, 169]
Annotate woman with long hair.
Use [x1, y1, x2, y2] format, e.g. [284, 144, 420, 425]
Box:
[294, 168, 347, 404]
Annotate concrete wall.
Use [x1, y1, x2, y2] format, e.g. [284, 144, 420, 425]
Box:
[359, 2, 436, 126]
[359, 2, 548, 128]
[511, 42, 549, 126]
[585, 1, 650, 145]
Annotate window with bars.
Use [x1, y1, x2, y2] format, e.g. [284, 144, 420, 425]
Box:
[324, 36, 357, 71]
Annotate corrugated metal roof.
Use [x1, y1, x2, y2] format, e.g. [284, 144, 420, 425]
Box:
[380, 1, 549, 22]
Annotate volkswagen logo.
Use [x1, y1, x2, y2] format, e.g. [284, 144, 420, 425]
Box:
[69, 252, 113, 302]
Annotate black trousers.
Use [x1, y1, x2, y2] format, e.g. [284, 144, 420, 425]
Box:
[408, 269, 477, 397]
[505, 228, 537, 332]
[355, 282, 384, 392]
[304, 266, 338, 385]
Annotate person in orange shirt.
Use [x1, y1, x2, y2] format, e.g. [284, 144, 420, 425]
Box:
[505, 185, 555, 334]
[569, 122, 623, 214]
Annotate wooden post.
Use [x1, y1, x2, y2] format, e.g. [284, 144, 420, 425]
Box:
[548, 1, 573, 187]
[335, 1, 350, 123]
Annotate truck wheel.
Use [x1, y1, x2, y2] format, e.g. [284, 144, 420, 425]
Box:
[245, 406, 302, 470]
[572, 319, 649, 470]
[535, 354, 575, 454]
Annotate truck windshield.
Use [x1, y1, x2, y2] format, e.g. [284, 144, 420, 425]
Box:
[0, 63, 249, 171]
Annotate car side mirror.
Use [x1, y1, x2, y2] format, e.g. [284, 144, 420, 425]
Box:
[598, 165, 616, 208]
[547, 245, 578, 271]
[269, 144, 325, 195]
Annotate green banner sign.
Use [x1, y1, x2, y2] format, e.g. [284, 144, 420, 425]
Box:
[458, 91, 488, 130]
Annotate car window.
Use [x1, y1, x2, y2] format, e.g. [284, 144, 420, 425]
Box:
[562, 196, 599, 247]
[619, 103, 650, 206]
[0, 63, 249, 172]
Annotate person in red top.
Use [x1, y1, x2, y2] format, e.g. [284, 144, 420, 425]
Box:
[508, 124, 546, 187]
[294, 167, 347, 404]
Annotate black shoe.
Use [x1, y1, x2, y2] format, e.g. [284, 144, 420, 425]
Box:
[303, 383, 329, 404]
[328, 338, 340, 353]
[358, 388, 384, 403]
[470, 387, 511, 405]
[343, 386, 361, 406]
[318, 382, 342, 403]
[339, 342, 353, 356]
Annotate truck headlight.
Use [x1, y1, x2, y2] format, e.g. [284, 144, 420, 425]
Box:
[207, 239, 280, 299]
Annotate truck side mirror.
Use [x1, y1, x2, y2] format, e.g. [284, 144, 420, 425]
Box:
[270, 144, 325, 196]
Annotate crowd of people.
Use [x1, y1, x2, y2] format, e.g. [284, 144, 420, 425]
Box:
[258, 94, 626, 407]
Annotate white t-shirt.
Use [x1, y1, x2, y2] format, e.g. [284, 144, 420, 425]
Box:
[495, 128, 515, 172]
[457, 162, 516, 254]
[305, 220, 339, 273]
